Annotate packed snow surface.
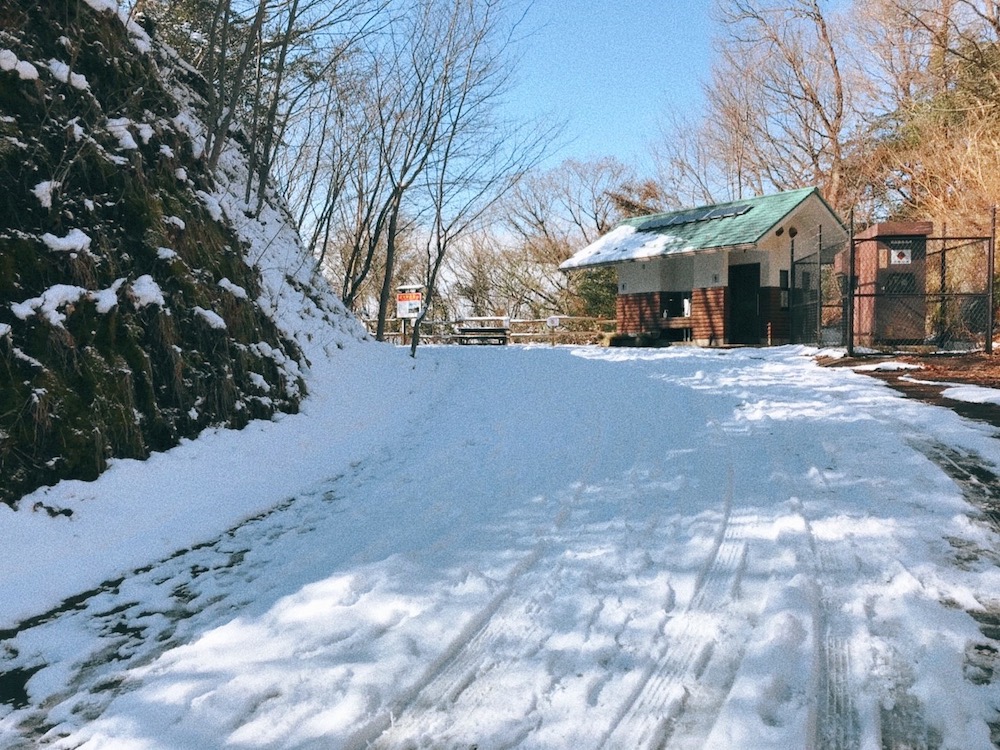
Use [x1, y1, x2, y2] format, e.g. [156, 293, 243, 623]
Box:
[2, 344, 999, 749]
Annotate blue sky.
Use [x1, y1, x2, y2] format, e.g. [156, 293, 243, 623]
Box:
[510, 1, 716, 174]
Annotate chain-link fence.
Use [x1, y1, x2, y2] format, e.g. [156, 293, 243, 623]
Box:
[789, 227, 849, 347]
[790, 224, 996, 354]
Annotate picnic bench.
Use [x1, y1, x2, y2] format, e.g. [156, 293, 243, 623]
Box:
[456, 325, 509, 345]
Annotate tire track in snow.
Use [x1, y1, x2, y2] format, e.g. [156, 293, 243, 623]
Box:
[351, 542, 562, 750]
[799, 508, 863, 750]
[801, 437, 979, 750]
[596, 465, 751, 749]
[338, 538, 553, 750]
[0, 454, 435, 747]
[342, 422, 608, 750]
[879, 440, 1000, 749]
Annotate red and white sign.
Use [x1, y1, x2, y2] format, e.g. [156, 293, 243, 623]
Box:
[890, 248, 912, 265]
[396, 291, 423, 319]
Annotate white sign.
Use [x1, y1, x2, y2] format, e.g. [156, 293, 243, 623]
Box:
[396, 291, 423, 319]
[546, 316, 561, 329]
[890, 248, 912, 265]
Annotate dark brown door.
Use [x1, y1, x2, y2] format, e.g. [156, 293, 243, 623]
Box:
[728, 263, 761, 344]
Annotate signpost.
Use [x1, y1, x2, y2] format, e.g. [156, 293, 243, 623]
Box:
[396, 285, 424, 345]
[396, 289, 423, 319]
[546, 315, 561, 346]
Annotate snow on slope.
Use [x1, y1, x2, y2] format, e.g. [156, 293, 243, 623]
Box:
[1, 0, 367, 504]
[1, 345, 999, 749]
[161, 57, 369, 367]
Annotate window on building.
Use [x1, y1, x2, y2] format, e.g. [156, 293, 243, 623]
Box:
[662, 292, 692, 318]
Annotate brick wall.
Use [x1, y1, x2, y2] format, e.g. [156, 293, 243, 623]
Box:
[690, 287, 726, 345]
[616, 292, 661, 335]
[617, 288, 735, 344]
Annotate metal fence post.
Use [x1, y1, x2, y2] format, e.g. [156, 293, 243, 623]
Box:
[989, 206, 996, 355]
[847, 212, 855, 357]
[816, 225, 823, 345]
[789, 237, 796, 344]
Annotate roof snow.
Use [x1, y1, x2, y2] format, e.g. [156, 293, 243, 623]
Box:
[560, 187, 835, 271]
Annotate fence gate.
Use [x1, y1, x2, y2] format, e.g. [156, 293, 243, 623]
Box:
[789, 231, 849, 347]
[790, 220, 996, 354]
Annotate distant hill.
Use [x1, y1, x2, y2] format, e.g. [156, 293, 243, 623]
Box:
[0, 0, 366, 508]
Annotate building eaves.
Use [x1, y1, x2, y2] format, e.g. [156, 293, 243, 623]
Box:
[560, 187, 821, 272]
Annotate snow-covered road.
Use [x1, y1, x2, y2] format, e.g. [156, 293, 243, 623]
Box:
[1, 344, 999, 749]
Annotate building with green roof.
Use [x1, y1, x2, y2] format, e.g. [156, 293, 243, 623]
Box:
[559, 187, 846, 345]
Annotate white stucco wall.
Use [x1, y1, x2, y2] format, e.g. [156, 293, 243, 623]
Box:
[693, 252, 726, 288]
[617, 260, 659, 294]
[618, 253, 728, 294]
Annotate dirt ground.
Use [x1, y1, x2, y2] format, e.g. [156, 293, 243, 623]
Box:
[821, 352, 1000, 430]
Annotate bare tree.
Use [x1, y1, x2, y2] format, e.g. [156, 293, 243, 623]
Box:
[844, 0, 1000, 227]
[293, 0, 550, 342]
[657, 0, 855, 211]
[247, 0, 386, 213]
[446, 157, 665, 319]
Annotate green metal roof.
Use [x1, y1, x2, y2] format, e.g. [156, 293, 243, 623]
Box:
[560, 187, 834, 271]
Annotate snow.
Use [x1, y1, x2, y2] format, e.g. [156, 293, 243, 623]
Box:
[11, 284, 86, 326]
[136, 122, 154, 144]
[217, 277, 247, 299]
[91, 278, 124, 313]
[129, 275, 165, 308]
[0, 49, 39, 80]
[559, 224, 688, 270]
[156, 247, 177, 260]
[248, 372, 271, 392]
[853, 360, 923, 372]
[194, 306, 226, 330]
[41, 228, 92, 254]
[11, 280, 126, 325]
[3, 5, 996, 742]
[2, 344, 999, 748]
[31, 180, 57, 209]
[47, 59, 89, 90]
[196, 189, 223, 221]
[82, 0, 117, 12]
[891, 373, 1000, 406]
[941, 383, 1000, 405]
[106, 117, 139, 150]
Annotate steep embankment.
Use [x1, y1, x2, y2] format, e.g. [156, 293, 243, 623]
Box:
[0, 0, 364, 508]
